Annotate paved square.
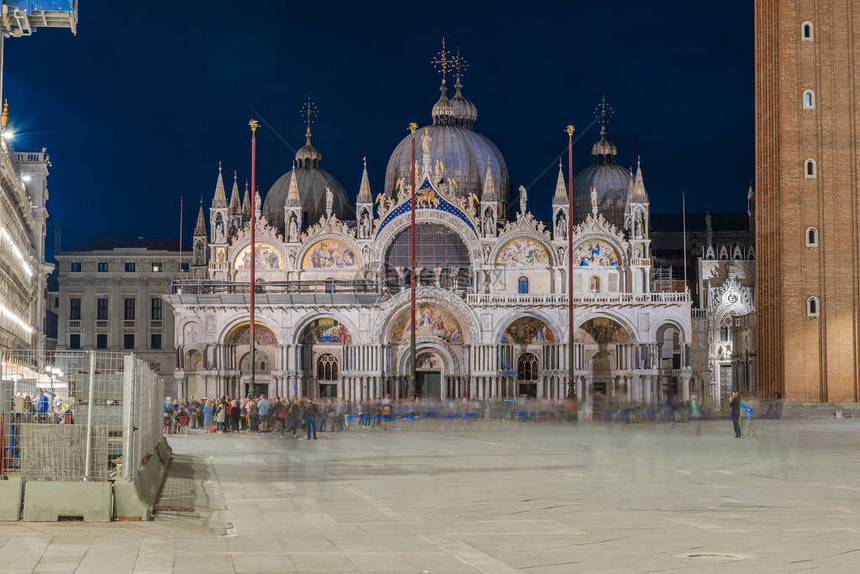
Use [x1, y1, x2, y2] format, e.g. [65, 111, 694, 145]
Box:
[1, 418, 860, 572]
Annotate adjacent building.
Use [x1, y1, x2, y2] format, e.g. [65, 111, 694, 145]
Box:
[54, 239, 188, 383]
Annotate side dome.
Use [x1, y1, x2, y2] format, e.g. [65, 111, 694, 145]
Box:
[262, 128, 354, 229]
[384, 79, 508, 202]
[572, 126, 632, 229]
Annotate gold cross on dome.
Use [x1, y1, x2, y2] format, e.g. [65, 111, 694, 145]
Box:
[431, 38, 453, 82]
[301, 94, 319, 131]
[593, 96, 614, 127]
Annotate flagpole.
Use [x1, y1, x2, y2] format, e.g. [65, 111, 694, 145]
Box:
[178, 196, 183, 278]
[408, 122, 418, 400]
[566, 125, 575, 399]
[249, 119, 260, 399]
[682, 190, 688, 293]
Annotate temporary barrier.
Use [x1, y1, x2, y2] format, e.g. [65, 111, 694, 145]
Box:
[0, 350, 167, 521]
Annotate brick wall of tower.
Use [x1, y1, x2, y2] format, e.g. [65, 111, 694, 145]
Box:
[756, 0, 860, 402]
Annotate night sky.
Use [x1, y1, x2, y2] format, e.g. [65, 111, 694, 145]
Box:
[3, 1, 753, 260]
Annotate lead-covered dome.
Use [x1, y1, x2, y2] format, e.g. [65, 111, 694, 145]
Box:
[262, 128, 354, 229]
[572, 125, 632, 229]
[385, 78, 509, 203]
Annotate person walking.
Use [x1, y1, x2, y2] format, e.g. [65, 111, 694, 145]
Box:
[258, 395, 270, 432]
[306, 399, 318, 440]
[729, 391, 742, 438]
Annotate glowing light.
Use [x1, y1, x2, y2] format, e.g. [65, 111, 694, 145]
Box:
[0, 225, 34, 277]
[2, 131, 13, 140]
[0, 301, 33, 334]
[22, 175, 31, 182]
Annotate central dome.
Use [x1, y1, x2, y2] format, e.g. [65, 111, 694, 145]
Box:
[572, 125, 632, 229]
[262, 127, 354, 230]
[385, 78, 509, 204]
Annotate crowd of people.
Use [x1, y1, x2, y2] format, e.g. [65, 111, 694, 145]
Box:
[161, 392, 787, 438]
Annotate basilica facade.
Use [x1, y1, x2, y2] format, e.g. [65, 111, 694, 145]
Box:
[170, 76, 694, 405]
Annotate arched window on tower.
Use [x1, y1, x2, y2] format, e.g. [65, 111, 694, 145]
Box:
[801, 21, 814, 41]
[518, 276, 529, 294]
[805, 159, 817, 179]
[806, 227, 819, 247]
[803, 89, 815, 109]
[807, 296, 820, 317]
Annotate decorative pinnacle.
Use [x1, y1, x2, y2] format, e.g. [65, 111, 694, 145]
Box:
[300, 95, 318, 136]
[593, 96, 613, 127]
[363, 156, 367, 168]
[408, 122, 418, 134]
[453, 47, 468, 81]
[249, 119, 260, 134]
[218, 160, 222, 172]
[431, 38, 453, 84]
[565, 125, 575, 140]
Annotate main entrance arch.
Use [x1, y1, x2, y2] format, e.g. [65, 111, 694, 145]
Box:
[225, 322, 279, 398]
[576, 317, 632, 403]
[298, 317, 352, 398]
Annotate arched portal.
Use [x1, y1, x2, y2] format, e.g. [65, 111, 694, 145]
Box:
[576, 318, 631, 404]
[500, 316, 558, 399]
[299, 318, 352, 398]
[225, 323, 279, 398]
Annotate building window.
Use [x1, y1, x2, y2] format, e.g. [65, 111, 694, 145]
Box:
[317, 354, 338, 381]
[151, 334, 162, 350]
[802, 89, 815, 109]
[804, 159, 817, 179]
[151, 298, 162, 320]
[97, 298, 109, 320]
[801, 21, 813, 41]
[98, 262, 109, 272]
[806, 227, 819, 247]
[151, 262, 162, 272]
[69, 334, 81, 349]
[589, 276, 601, 292]
[518, 276, 529, 294]
[807, 296, 820, 317]
[96, 334, 108, 349]
[125, 262, 136, 272]
[69, 298, 81, 320]
[324, 278, 335, 294]
[124, 298, 135, 321]
[123, 334, 135, 349]
[517, 353, 539, 381]
[70, 262, 81, 272]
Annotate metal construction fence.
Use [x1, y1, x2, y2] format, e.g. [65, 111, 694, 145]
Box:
[0, 350, 163, 483]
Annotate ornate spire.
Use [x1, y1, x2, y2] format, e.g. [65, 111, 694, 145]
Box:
[481, 158, 497, 202]
[631, 156, 648, 203]
[286, 163, 301, 207]
[228, 170, 241, 214]
[357, 156, 372, 203]
[194, 197, 207, 236]
[242, 179, 251, 219]
[591, 97, 617, 161]
[449, 47, 477, 128]
[212, 161, 227, 207]
[553, 159, 568, 205]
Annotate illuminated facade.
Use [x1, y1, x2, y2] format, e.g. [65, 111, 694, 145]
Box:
[171, 64, 699, 404]
[0, 141, 50, 353]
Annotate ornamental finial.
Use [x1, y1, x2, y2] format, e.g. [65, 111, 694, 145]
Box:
[249, 119, 260, 135]
[593, 96, 613, 127]
[565, 125, 575, 140]
[431, 38, 453, 84]
[300, 95, 318, 140]
[408, 122, 418, 134]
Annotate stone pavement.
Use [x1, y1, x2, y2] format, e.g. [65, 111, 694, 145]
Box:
[1, 418, 860, 573]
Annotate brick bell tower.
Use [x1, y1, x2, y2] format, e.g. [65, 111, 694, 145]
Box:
[755, 1, 860, 402]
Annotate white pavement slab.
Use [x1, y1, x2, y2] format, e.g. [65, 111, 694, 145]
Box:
[1, 419, 860, 572]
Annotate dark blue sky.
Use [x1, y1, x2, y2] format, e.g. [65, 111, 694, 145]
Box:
[4, 1, 753, 259]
